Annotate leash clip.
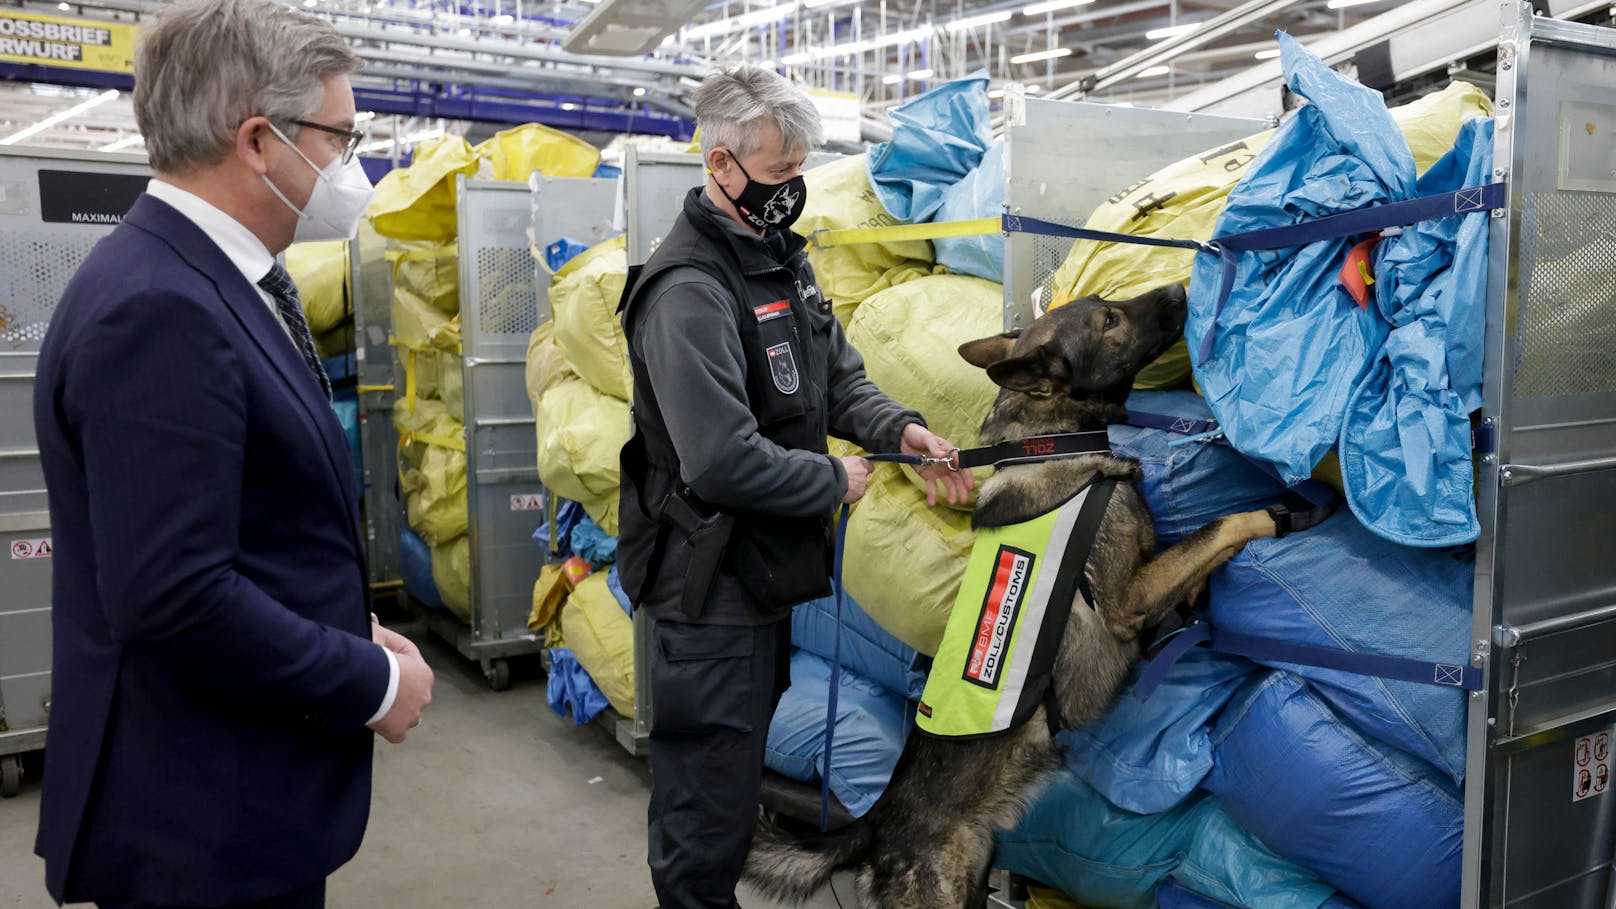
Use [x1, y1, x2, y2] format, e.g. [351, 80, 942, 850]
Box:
[927, 449, 962, 472]
[1198, 239, 1223, 256]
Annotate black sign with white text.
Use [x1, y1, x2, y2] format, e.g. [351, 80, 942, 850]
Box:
[38, 169, 146, 225]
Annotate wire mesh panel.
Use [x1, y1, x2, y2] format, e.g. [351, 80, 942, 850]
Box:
[0, 233, 102, 351]
[1514, 191, 1616, 399]
[475, 246, 542, 339]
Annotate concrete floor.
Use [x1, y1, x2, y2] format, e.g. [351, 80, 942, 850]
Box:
[0, 618, 850, 909]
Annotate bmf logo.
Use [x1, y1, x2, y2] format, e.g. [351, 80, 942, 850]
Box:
[965, 546, 1036, 689]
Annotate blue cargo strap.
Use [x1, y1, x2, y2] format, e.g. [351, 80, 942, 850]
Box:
[1122, 409, 1220, 438]
[1134, 616, 1483, 701]
[1001, 214, 1215, 253]
[1195, 181, 1507, 364]
[819, 450, 957, 828]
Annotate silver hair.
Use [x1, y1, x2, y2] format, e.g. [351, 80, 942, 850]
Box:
[692, 64, 825, 161]
[134, 0, 359, 175]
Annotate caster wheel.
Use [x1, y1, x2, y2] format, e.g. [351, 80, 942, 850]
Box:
[485, 658, 511, 691]
[1, 755, 22, 799]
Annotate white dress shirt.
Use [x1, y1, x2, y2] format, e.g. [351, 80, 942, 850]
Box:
[144, 179, 399, 726]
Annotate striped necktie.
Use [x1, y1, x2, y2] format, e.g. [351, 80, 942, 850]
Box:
[257, 262, 332, 400]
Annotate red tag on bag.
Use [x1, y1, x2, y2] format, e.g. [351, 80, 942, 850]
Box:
[1339, 238, 1381, 309]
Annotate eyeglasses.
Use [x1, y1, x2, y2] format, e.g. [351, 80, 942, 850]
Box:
[290, 118, 365, 164]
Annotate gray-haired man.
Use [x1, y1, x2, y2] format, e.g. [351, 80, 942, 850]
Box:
[32, 2, 432, 907]
[617, 65, 972, 908]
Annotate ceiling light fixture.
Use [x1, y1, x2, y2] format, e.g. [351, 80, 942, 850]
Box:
[945, 10, 1012, 31]
[1009, 47, 1071, 65]
[1144, 23, 1199, 40]
[1136, 65, 1171, 78]
[1021, 0, 1095, 14]
[0, 89, 120, 147]
[633, 87, 647, 96]
[907, 67, 934, 80]
[98, 134, 144, 153]
[685, 2, 798, 40]
[780, 25, 934, 64]
[1254, 48, 1281, 59]
[882, 73, 903, 85]
[355, 127, 445, 156]
[1326, 0, 1392, 7]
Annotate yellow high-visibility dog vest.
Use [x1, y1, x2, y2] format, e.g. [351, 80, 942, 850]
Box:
[916, 478, 1116, 738]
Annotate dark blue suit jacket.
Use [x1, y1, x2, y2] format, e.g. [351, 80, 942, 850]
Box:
[32, 193, 390, 905]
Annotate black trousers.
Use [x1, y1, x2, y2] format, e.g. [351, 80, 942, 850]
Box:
[648, 617, 793, 909]
[97, 879, 324, 909]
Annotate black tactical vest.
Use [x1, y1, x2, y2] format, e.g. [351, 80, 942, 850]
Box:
[617, 188, 835, 622]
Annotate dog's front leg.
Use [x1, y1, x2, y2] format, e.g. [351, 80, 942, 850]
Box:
[1107, 509, 1278, 639]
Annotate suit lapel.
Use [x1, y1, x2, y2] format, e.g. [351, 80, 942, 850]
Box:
[123, 195, 363, 552]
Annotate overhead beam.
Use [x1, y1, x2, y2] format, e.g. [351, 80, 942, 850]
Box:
[1055, 0, 1306, 96]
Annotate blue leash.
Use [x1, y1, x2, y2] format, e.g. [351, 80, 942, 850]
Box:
[821, 503, 850, 832]
[820, 452, 927, 831]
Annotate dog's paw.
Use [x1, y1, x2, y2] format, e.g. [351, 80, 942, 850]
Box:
[1264, 492, 1335, 538]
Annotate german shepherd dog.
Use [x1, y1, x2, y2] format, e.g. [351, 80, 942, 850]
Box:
[744, 283, 1305, 907]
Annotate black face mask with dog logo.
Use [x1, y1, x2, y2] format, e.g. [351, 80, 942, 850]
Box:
[716, 151, 807, 233]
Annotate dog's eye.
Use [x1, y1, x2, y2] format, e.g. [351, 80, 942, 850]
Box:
[1103, 309, 1119, 330]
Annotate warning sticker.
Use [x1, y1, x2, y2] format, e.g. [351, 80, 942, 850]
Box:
[1573, 730, 1612, 802]
[510, 493, 544, 511]
[10, 537, 52, 560]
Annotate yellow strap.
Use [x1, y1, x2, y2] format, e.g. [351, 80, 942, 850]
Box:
[810, 217, 1000, 250]
[389, 332, 463, 356]
[399, 430, 467, 453]
[403, 349, 418, 412]
[357, 384, 395, 395]
[387, 243, 458, 282]
[413, 431, 467, 452]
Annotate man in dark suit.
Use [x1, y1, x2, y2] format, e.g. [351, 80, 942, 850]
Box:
[31, 2, 434, 907]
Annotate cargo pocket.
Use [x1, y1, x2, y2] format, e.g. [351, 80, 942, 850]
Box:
[650, 622, 756, 736]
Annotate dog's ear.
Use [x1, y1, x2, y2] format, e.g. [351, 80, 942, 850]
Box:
[958, 330, 1023, 369]
[986, 347, 1058, 396]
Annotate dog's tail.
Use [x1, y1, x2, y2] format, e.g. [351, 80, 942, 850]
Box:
[743, 810, 876, 903]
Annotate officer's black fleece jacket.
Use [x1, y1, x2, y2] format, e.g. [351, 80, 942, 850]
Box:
[629, 191, 925, 520]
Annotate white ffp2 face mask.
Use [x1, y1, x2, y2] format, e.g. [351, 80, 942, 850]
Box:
[261, 121, 374, 243]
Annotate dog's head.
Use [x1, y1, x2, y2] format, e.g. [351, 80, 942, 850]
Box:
[959, 283, 1187, 402]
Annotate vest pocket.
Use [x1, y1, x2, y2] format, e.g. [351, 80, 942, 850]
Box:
[750, 309, 812, 425]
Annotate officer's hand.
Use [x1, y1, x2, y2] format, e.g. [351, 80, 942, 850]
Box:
[839, 456, 873, 504]
[900, 423, 975, 507]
